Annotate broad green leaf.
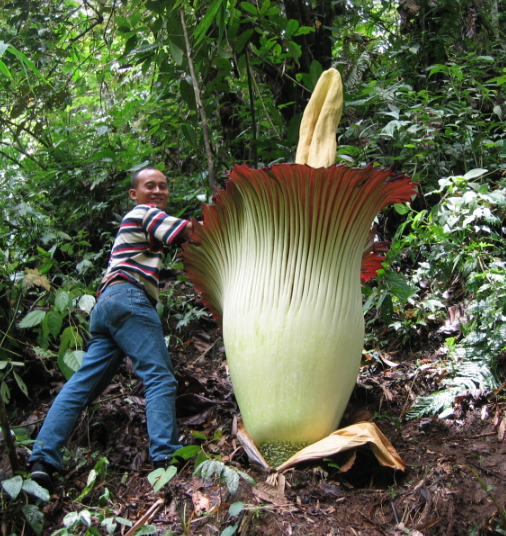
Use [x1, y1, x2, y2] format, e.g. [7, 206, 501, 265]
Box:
[194, 450, 209, 469]
[134, 526, 157, 535]
[240, 2, 258, 15]
[96, 125, 110, 136]
[487, 74, 506, 85]
[428, 64, 447, 76]
[87, 468, 98, 487]
[259, 0, 271, 15]
[233, 29, 254, 53]
[285, 19, 299, 37]
[387, 272, 415, 302]
[179, 79, 196, 110]
[223, 466, 239, 494]
[1, 381, 11, 404]
[55, 291, 70, 313]
[21, 504, 45, 535]
[19, 310, 46, 328]
[7, 46, 50, 86]
[228, 501, 244, 516]
[221, 527, 238, 536]
[194, 0, 226, 46]
[0, 42, 8, 56]
[59, 327, 82, 357]
[2, 475, 23, 499]
[181, 123, 197, 149]
[115, 517, 133, 527]
[294, 26, 313, 36]
[381, 293, 394, 326]
[115, 16, 130, 28]
[101, 517, 117, 535]
[217, 0, 226, 44]
[173, 444, 201, 459]
[463, 168, 488, 180]
[0, 361, 8, 370]
[47, 311, 63, 338]
[131, 12, 142, 27]
[147, 466, 177, 493]
[78, 294, 96, 313]
[0, 60, 12, 80]
[22, 479, 50, 502]
[168, 38, 183, 65]
[132, 43, 159, 54]
[13, 371, 29, 398]
[123, 35, 138, 55]
[309, 60, 323, 90]
[64, 510, 92, 528]
[237, 470, 256, 486]
[83, 152, 114, 165]
[394, 203, 410, 215]
[196, 459, 225, 481]
[63, 512, 80, 527]
[63, 350, 84, 373]
[286, 41, 301, 60]
[76, 259, 94, 274]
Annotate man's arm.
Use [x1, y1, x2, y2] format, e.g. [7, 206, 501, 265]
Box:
[180, 221, 193, 240]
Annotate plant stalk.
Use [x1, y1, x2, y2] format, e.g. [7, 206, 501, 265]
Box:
[245, 47, 257, 168]
[0, 395, 20, 473]
[180, 8, 215, 189]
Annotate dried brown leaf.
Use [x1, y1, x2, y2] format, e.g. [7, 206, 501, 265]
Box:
[192, 490, 210, 514]
[23, 268, 51, 291]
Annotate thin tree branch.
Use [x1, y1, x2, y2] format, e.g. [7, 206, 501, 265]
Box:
[180, 8, 215, 189]
[245, 47, 258, 168]
[469, 0, 496, 38]
[3, 117, 51, 148]
[0, 395, 20, 473]
[0, 149, 24, 168]
[69, 17, 104, 43]
[4, 125, 48, 170]
[70, 0, 104, 44]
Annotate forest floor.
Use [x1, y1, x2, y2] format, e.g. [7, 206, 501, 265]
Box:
[3, 280, 506, 536]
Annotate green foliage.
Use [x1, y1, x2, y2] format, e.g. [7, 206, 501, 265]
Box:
[147, 466, 177, 493]
[51, 507, 133, 536]
[365, 169, 506, 418]
[74, 457, 109, 502]
[468, 465, 506, 533]
[1, 474, 49, 534]
[194, 459, 256, 496]
[47, 458, 132, 536]
[1, 0, 506, 472]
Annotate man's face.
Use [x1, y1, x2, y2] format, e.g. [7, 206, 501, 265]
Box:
[129, 169, 169, 210]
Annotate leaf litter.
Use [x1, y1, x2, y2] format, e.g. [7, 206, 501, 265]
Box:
[4, 288, 506, 535]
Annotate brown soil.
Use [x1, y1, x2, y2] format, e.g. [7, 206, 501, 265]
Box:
[3, 316, 506, 536]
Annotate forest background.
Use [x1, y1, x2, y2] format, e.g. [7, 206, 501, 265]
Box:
[1, 0, 506, 534]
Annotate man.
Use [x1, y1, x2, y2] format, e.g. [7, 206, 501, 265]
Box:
[30, 167, 193, 491]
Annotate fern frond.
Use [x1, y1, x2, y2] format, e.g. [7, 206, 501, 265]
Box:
[406, 356, 499, 420]
[344, 51, 371, 91]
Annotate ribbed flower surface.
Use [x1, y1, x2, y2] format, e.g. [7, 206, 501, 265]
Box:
[181, 163, 416, 447]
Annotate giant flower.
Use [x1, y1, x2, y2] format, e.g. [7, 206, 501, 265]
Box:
[181, 69, 416, 466]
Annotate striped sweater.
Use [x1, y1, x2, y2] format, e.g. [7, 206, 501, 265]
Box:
[98, 204, 189, 305]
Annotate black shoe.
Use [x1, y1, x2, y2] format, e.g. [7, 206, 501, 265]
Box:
[30, 460, 56, 492]
[152, 459, 170, 470]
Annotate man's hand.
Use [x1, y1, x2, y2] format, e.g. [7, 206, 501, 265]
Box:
[181, 220, 202, 239]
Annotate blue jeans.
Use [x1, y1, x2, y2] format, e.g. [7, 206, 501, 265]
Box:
[29, 282, 181, 468]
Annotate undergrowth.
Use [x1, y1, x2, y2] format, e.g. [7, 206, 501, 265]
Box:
[365, 168, 506, 419]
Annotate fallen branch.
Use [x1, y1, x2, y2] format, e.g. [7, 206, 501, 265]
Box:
[125, 497, 165, 536]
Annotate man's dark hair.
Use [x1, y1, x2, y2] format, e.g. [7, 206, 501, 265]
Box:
[131, 167, 160, 189]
